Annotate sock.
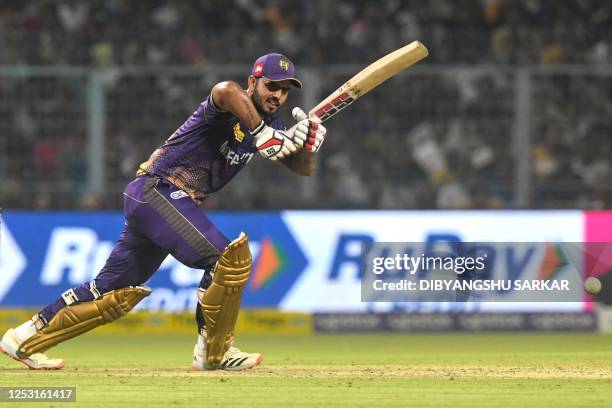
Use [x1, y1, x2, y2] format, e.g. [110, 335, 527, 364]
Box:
[195, 297, 206, 334]
[197, 331, 206, 350]
[14, 320, 36, 342]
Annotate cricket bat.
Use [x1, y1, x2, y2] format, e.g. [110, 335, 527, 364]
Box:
[308, 41, 428, 123]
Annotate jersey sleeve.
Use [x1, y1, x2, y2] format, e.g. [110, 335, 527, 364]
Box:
[202, 93, 232, 124]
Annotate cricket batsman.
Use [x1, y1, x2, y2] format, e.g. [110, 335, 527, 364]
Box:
[0, 53, 326, 371]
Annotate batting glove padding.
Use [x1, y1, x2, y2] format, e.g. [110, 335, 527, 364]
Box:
[290, 107, 327, 152]
[252, 120, 298, 161]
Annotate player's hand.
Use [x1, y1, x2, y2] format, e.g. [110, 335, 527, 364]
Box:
[288, 107, 327, 152]
[252, 120, 298, 161]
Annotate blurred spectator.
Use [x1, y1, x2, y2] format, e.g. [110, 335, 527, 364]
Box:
[0, 0, 611, 210]
[79, 192, 102, 210]
[34, 192, 52, 210]
[34, 137, 60, 179]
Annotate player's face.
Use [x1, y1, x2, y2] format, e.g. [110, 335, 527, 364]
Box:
[250, 77, 291, 116]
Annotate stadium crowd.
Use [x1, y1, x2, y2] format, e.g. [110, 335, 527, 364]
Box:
[1, 0, 611, 210]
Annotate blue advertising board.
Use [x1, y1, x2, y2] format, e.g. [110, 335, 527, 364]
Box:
[0, 212, 307, 311]
[0, 210, 587, 312]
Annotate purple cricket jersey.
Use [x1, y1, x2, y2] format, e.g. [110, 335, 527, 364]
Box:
[137, 94, 284, 205]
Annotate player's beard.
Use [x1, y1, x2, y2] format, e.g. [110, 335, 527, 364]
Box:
[251, 89, 278, 117]
[251, 91, 268, 117]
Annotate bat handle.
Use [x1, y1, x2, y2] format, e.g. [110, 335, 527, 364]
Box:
[308, 112, 323, 124]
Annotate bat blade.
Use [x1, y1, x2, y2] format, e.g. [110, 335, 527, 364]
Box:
[309, 41, 428, 123]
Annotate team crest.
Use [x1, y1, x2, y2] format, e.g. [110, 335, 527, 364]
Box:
[279, 58, 290, 71]
[233, 122, 245, 142]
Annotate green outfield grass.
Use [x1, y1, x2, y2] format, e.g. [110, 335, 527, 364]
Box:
[1, 333, 611, 407]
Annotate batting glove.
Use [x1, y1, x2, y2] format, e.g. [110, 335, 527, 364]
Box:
[289, 107, 327, 152]
[252, 120, 298, 161]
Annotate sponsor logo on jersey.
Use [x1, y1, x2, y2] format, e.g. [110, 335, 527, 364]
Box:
[170, 190, 189, 200]
[233, 122, 245, 142]
[219, 140, 255, 166]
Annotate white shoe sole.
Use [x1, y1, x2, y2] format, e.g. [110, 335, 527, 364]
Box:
[192, 354, 264, 371]
[0, 331, 64, 370]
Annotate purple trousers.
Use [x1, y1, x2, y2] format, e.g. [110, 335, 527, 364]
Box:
[38, 175, 230, 331]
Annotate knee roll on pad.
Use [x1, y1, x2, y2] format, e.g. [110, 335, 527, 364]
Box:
[200, 232, 252, 366]
[18, 286, 151, 357]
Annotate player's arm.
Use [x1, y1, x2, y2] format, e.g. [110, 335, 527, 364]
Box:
[281, 149, 317, 176]
[211, 81, 262, 130]
[211, 81, 297, 161]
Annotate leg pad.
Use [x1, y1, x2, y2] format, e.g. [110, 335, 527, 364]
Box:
[200, 233, 251, 366]
[18, 286, 151, 357]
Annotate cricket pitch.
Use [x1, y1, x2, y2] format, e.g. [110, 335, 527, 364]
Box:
[1, 333, 611, 407]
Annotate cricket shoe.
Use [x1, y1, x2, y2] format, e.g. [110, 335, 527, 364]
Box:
[0, 329, 64, 370]
[191, 334, 263, 371]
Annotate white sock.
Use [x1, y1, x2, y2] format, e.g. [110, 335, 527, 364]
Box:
[197, 332, 205, 350]
[14, 320, 36, 342]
